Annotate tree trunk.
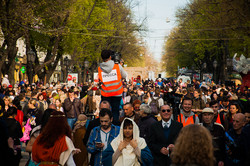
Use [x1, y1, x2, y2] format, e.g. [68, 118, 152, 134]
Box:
[6, 39, 18, 85]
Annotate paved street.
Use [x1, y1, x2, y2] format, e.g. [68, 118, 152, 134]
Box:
[20, 151, 29, 166]
[19, 143, 29, 166]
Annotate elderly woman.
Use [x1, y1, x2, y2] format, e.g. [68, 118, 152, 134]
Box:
[102, 118, 153, 166]
[138, 104, 157, 142]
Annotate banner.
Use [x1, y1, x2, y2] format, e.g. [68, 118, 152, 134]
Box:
[67, 73, 78, 85]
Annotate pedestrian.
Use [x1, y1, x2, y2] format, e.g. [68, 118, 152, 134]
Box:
[63, 89, 83, 129]
[31, 111, 80, 165]
[4, 106, 23, 166]
[177, 97, 200, 127]
[148, 104, 183, 166]
[72, 114, 88, 166]
[226, 113, 246, 165]
[192, 89, 205, 113]
[200, 108, 226, 166]
[87, 108, 120, 166]
[102, 118, 153, 166]
[227, 103, 242, 130]
[208, 100, 228, 131]
[98, 50, 127, 121]
[171, 124, 214, 166]
[120, 102, 140, 124]
[138, 104, 157, 142]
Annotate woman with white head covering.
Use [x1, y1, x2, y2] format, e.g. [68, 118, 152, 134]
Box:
[102, 118, 153, 166]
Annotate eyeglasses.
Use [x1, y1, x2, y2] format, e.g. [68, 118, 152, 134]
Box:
[161, 109, 171, 113]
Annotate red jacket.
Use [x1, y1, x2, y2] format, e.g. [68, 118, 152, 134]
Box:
[15, 109, 24, 127]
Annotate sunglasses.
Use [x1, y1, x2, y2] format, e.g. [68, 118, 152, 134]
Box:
[161, 109, 171, 113]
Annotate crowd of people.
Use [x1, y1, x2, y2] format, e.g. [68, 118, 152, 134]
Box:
[0, 76, 249, 166]
[0, 50, 249, 166]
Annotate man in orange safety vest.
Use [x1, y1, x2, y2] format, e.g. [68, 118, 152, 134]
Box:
[177, 97, 200, 127]
[98, 50, 127, 121]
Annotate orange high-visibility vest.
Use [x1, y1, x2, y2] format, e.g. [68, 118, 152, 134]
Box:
[98, 64, 123, 97]
[215, 114, 222, 124]
[178, 113, 197, 127]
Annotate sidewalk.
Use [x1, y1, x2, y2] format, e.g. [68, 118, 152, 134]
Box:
[19, 143, 29, 166]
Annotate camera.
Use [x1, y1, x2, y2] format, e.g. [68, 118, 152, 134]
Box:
[111, 52, 122, 64]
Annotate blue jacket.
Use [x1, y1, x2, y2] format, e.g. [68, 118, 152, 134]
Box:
[87, 124, 120, 166]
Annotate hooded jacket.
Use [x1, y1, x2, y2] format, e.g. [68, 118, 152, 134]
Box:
[99, 60, 127, 97]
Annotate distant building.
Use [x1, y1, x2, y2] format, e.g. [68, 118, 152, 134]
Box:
[124, 67, 156, 81]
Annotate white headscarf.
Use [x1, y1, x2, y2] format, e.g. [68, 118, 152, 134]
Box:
[111, 118, 147, 166]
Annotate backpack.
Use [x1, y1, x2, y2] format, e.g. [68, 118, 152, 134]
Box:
[149, 97, 160, 115]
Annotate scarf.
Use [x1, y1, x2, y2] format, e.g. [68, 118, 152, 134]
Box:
[111, 118, 147, 166]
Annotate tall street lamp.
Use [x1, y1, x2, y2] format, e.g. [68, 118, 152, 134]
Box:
[84, 60, 89, 83]
[64, 56, 69, 82]
[27, 50, 36, 85]
[201, 62, 207, 81]
[213, 60, 218, 83]
[226, 58, 233, 81]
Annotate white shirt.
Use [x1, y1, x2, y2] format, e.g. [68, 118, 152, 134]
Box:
[162, 119, 171, 128]
[100, 129, 110, 150]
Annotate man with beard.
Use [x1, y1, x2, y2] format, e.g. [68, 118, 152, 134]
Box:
[87, 108, 120, 166]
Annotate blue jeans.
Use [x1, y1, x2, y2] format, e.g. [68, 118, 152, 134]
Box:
[101, 96, 122, 121]
[67, 118, 77, 129]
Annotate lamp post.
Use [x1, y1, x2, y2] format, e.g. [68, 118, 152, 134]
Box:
[64, 56, 69, 82]
[84, 60, 89, 83]
[226, 58, 233, 81]
[27, 50, 36, 85]
[201, 62, 207, 81]
[213, 60, 218, 83]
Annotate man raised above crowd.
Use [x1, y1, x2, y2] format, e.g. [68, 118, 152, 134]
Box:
[98, 50, 127, 121]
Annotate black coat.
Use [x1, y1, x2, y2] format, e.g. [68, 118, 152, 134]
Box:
[203, 123, 226, 164]
[138, 115, 157, 143]
[148, 120, 183, 166]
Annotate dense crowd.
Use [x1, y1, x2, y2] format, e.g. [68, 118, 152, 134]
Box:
[0, 75, 249, 166]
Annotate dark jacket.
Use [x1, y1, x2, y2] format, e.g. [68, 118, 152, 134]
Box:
[63, 98, 83, 118]
[138, 114, 157, 143]
[192, 97, 205, 110]
[227, 128, 245, 165]
[148, 120, 183, 166]
[203, 123, 226, 164]
[4, 118, 23, 145]
[119, 112, 140, 125]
